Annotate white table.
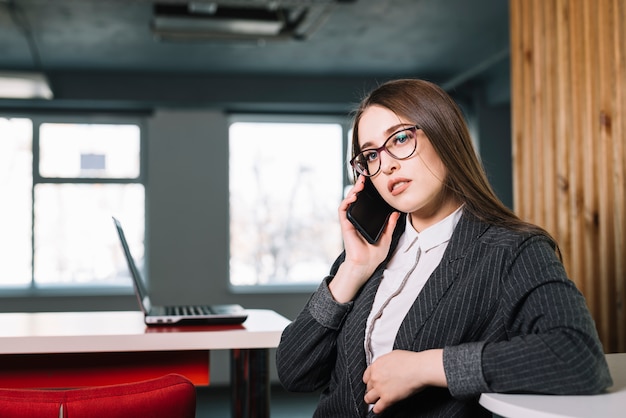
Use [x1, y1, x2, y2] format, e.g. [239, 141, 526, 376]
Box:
[0, 309, 290, 418]
[479, 353, 626, 418]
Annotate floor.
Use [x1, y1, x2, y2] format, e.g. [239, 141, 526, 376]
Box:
[196, 385, 320, 418]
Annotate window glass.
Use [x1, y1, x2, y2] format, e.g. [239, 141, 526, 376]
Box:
[0, 117, 144, 291]
[39, 123, 140, 178]
[33, 183, 144, 286]
[229, 121, 344, 288]
[0, 118, 33, 286]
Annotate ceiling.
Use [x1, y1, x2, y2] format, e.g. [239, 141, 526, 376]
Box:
[0, 0, 511, 112]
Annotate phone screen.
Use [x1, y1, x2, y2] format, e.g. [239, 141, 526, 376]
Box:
[346, 178, 395, 244]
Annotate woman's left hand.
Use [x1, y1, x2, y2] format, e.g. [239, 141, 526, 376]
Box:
[363, 349, 447, 414]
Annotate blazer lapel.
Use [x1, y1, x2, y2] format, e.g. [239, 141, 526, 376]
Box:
[343, 217, 406, 415]
[394, 213, 489, 350]
[343, 268, 383, 415]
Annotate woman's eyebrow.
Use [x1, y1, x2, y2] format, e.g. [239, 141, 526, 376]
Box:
[385, 123, 412, 135]
[359, 123, 412, 150]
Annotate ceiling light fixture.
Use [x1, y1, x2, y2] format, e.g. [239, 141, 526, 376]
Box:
[151, 1, 329, 41]
[3, 1, 53, 100]
[0, 71, 53, 100]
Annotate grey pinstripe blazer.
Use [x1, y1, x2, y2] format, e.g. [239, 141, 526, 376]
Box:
[276, 212, 612, 417]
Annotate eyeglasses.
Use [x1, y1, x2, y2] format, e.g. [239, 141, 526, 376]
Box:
[350, 125, 419, 177]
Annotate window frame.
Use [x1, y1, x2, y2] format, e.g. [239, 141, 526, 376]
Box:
[227, 113, 352, 294]
[0, 112, 147, 297]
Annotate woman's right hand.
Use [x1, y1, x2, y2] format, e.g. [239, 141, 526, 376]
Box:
[329, 175, 400, 303]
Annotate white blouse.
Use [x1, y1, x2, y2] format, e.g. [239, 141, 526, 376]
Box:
[364, 206, 463, 365]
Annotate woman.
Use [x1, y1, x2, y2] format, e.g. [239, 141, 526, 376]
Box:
[276, 79, 612, 417]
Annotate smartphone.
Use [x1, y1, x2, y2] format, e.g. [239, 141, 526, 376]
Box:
[346, 178, 395, 244]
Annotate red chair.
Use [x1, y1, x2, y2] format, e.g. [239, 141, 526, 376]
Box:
[0, 373, 196, 418]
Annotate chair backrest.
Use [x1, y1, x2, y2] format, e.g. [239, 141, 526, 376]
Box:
[0, 373, 196, 418]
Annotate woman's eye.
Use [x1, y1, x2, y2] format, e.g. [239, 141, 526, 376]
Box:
[394, 132, 409, 144]
[364, 151, 379, 162]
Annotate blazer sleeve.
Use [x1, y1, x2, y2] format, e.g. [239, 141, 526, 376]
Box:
[276, 272, 353, 392]
[443, 235, 613, 398]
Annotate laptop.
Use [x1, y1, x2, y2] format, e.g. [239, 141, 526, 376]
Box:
[112, 216, 248, 326]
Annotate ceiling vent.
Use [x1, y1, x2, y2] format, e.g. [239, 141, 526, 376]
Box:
[151, 1, 355, 42]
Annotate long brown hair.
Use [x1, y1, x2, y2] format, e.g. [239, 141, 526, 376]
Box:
[351, 78, 555, 242]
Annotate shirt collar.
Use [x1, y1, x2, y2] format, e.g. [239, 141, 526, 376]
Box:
[399, 205, 464, 253]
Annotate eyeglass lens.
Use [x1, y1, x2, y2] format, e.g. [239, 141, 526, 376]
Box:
[352, 126, 418, 176]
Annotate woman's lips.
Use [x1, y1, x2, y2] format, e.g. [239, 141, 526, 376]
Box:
[388, 179, 410, 196]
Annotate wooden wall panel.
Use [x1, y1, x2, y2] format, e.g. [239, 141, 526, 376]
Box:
[510, 0, 626, 353]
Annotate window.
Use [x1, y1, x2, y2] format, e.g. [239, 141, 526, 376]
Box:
[0, 116, 145, 291]
[229, 116, 348, 290]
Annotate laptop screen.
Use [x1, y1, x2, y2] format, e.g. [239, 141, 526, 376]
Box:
[112, 216, 151, 314]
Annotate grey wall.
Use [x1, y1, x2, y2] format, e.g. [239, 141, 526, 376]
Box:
[475, 101, 513, 209]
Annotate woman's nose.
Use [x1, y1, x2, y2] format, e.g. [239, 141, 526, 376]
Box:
[380, 151, 399, 174]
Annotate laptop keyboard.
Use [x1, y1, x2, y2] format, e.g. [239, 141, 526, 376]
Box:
[165, 305, 214, 316]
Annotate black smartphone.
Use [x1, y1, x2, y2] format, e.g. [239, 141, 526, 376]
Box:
[346, 178, 395, 244]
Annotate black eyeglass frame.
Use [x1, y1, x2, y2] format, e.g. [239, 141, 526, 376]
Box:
[350, 125, 419, 177]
